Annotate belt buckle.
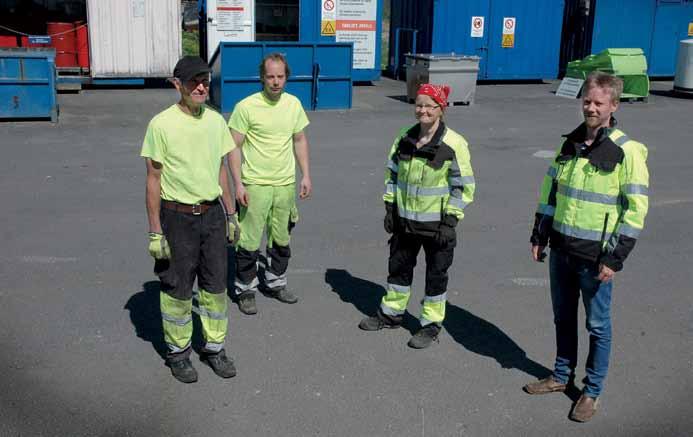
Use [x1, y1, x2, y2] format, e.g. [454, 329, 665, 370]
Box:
[192, 204, 202, 215]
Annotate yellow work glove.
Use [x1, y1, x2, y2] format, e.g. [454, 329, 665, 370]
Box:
[148, 232, 171, 260]
[227, 214, 240, 246]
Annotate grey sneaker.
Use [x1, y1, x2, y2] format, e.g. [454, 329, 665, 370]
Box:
[237, 292, 257, 315]
[202, 350, 237, 379]
[407, 324, 441, 349]
[358, 310, 402, 331]
[168, 357, 198, 384]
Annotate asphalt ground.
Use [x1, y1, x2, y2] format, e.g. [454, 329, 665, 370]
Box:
[0, 79, 691, 436]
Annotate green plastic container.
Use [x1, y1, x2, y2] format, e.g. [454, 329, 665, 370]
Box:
[566, 48, 649, 99]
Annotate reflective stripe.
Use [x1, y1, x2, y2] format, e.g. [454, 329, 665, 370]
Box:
[193, 306, 227, 320]
[419, 317, 438, 327]
[449, 159, 460, 173]
[448, 197, 468, 210]
[547, 166, 558, 179]
[385, 183, 396, 194]
[387, 160, 398, 173]
[204, 342, 224, 353]
[235, 277, 259, 294]
[618, 223, 642, 238]
[381, 302, 405, 316]
[423, 292, 447, 303]
[622, 184, 648, 196]
[537, 203, 555, 216]
[449, 187, 463, 199]
[387, 283, 411, 294]
[450, 175, 475, 186]
[612, 134, 630, 147]
[553, 221, 610, 241]
[161, 312, 192, 326]
[557, 184, 618, 205]
[418, 186, 450, 196]
[398, 209, 441, 222]
[167, 342, 191, 353]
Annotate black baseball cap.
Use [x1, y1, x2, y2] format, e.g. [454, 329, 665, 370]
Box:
[173, 56, 211, 81]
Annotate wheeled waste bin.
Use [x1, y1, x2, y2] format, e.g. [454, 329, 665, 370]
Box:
[405, 54, 480, 105]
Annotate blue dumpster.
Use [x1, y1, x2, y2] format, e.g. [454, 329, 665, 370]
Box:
[0, 48, 58, 122]
[209, 41, 353, 112]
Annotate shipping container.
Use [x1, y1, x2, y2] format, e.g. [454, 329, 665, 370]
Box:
[389, 0, 565, 80]
[0, 0, 181, 81]
[199, 0, 382, 82]
[591, 0, 693, 77]
[0, 48, 58, 122]
[87, 0, 181, 78]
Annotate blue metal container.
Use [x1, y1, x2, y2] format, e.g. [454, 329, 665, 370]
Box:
[0, 48, 58, 122]
[199, 0, 382, 82]
[591, 0, 693, 77]
[209, 41, 352, 112]
[389, 0, 565, 80]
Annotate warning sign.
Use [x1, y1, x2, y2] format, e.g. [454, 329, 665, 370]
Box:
[322, 20, 336, 36]
[471, 16, 484, 38]
[502, 17, 515, 48]
[689, 22, 693, 36]
[322, 0, 337, 35]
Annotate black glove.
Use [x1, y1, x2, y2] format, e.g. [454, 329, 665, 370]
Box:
[436, 215, 458, 247]
[384, 202, 396, 234]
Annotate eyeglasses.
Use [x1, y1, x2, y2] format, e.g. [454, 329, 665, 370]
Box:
[184, 77, 210, 89]
[415, 103, 440, 110]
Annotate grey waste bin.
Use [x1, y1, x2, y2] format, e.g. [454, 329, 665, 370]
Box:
[405, 54, 480, 105]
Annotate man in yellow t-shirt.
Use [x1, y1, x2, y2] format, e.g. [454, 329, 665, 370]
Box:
[141, 56, 239, 383]
[228, 52, 312, 315]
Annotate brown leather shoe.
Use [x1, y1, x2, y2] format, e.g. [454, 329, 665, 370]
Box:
[522, 376, 567, 395]
[570, 394, 599, 422]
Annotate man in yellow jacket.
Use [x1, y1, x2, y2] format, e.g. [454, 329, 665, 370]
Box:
[524, 72, 649, 422]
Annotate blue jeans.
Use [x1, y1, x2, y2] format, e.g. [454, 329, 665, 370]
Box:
[549, 249, 613, 397]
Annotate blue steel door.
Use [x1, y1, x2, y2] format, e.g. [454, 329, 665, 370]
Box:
[649, 0, 691, 76]
[484, 0, 564, 80]
[431, 0, 491, 79]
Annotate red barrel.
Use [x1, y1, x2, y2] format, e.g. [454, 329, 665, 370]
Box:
[47, 22, 77, 67]
[75, 21, 89, 69]
[0, 35, 18, 47]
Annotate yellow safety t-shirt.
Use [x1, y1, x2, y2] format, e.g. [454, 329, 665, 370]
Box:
[228, 92, 309, 186]
[141, 104, 235, 204]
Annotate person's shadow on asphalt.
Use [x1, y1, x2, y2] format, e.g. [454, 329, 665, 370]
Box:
[124, 280, 168, 360]
[325, 268, 567, 386]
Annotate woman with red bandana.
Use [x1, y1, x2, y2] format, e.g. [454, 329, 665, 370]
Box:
[359, 84, 476, 349]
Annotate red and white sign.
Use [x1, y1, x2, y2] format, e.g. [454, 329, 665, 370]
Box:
[471, 16, 484, 38]
[324, 0, 335, 11]
[503, 17, 516, 35]
[336, 0, 377, 69]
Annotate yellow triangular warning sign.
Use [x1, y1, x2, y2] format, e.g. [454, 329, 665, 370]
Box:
[322, 20, 335, 36]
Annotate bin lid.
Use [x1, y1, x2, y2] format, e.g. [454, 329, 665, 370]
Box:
[404, 53, 480, 61]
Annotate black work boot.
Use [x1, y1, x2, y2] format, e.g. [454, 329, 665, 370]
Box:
[168, 357, 198, 383]
[237, 291, 257, 315]
[358, 309, 402, 331]
[408, 323, 441, 349]
[269, 287, 298, 304]
[202, 349, 237, 379]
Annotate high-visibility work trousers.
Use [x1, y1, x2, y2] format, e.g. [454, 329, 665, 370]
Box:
[156, 203, 228, 361]
[235, 184, 297, 296]
[380, 232, 455, 326]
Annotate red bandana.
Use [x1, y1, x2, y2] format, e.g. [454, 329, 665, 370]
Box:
[417, 83, 451, 108]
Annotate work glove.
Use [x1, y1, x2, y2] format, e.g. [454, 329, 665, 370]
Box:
[148, 232, 171, 260]
[227, 213, 240, 246]
[288, 204, 299, 234]
[436, 215, 458, 247]
[384, 202, 396, 234]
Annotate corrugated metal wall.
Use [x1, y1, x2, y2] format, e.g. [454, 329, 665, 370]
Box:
[390, 0, 565, 80]
[87, 0, 181, 78]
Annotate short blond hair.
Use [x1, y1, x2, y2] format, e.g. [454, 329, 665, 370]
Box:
[584, 72, 624, 103]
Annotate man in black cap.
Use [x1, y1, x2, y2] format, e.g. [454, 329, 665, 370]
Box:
[141, 56, 239, 383]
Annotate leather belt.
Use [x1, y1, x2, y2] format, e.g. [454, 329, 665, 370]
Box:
[161, 199, 218, 215]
